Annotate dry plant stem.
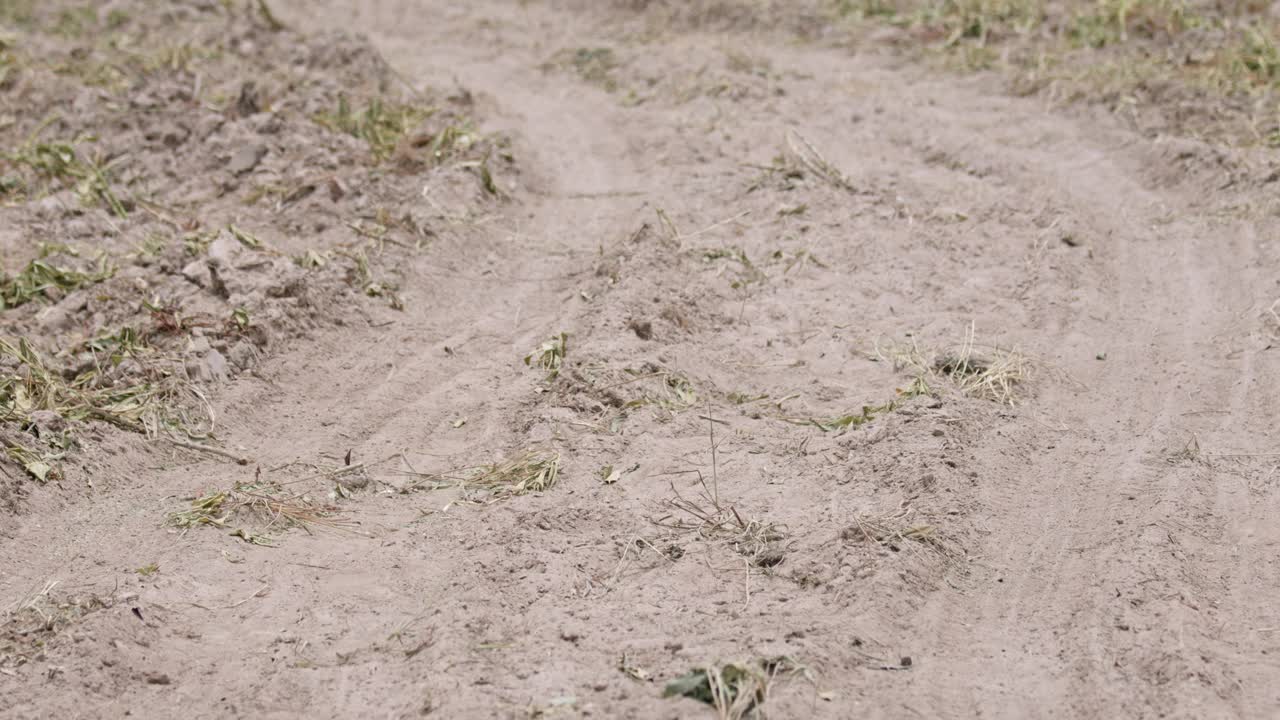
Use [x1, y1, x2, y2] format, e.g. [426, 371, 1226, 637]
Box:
[707, 397, 720, 507]
[167, 438, 251, 465]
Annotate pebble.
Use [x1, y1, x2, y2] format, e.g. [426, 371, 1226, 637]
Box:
[181, 260, 208, 287]
[204, 349, 228, 381]
[227, 144, 268, 175]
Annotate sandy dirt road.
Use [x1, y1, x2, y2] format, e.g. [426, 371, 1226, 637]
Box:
[3, 1, 1280, 718]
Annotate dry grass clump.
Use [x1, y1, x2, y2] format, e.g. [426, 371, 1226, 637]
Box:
[784, 129, 856, 192]
[404, 449, 561, 500]
[841, 510, 955, 558]
[655, 475, 787, 567]
[463, 450, 561, 496]
[169, 481, 354, 545]
[878, 324, 1032, 405]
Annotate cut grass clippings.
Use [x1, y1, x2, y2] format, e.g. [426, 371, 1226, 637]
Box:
[402, 449, 561, 501]
[6, 138, 129, 217]
[787, 376, 932, 432]
[169, 480, 354, 545]
[878, 325, 1031, 406]
[664, 657, 805, 720]
[0, 335, 210, 481]
[0, 337, 188, 433]
[0, 254, 113, 309]
[525, 332, 567, 380]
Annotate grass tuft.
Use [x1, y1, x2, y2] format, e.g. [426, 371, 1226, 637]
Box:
[878, 325, 1030, 405]
[7, 139, 129, 217]
[315, 96, 436, 162]
[525, 332, 568, 379]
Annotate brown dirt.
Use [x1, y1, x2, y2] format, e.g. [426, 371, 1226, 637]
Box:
[3, 1, 1279, 718]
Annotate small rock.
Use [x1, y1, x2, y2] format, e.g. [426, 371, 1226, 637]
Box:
[190, 336, 211, 354]
[36, 304, 73, 332]
[65, 218, 94, 237]
[144, 672, 171, 685]
[35, 195, 67, 219]
[113, 358, 142, 379]
[28, 410, 67, 435]
[185, 357, 212, 383]
[228, 340, 258, 370]
[181, 260, 208, 287]
[339, 470, 370, 490]
[227, 144, 268, 175]
[207, 231, 240, 268]
[235, 81, 259, 117]
[204, 349, 228, 381]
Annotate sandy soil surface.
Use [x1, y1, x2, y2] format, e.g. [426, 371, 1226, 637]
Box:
[3, 1, 1280, 718]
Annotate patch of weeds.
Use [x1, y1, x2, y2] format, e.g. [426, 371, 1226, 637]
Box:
[1, 584, 112, 670]
[0, 254, 113, 309]
[7, 139, 129, 217]
[933, 345, 1029, 406]
[53, 4, 97, 38]
[700, 246, 766, 290]
[315, 95, 435, 162]
[525, 332, 567, 380]
[182, 230, 216, 257]
[552, 47, 621, 90]
[134, 232, 170, 259]
[1217, 22, 1280, 91]
[655, 475, 787, 567]
[900, 0, 1044, 48]
[340, 248, 403, 309]
[658, 373, 698, 410]
[1068, 0, 1194, 49]
[0, 1, 36, 28]
[83, 325, 146, 364]
[168, 481, 352, 542]
[664, 657, 804, 719]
